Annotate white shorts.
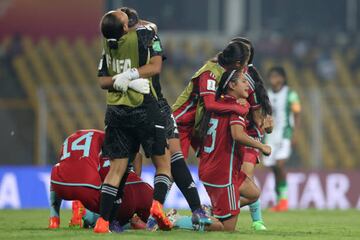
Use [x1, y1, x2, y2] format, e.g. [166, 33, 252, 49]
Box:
[263, 138, 292, 167]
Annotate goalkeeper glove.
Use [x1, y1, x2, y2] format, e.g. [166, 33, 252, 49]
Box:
[128, 78, 150, 94]
[112, 68, 140, 92]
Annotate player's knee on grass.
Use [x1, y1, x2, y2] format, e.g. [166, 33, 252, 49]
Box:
[221, 215, 238, 231]
[205, 217, 224, 231]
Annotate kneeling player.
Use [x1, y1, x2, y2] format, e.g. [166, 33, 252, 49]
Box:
[48, 129, 152, 231]
[198, 70, 271, 231]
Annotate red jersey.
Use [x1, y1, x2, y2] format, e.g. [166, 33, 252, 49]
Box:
[173, 71, 217, 126]
[198, 96, 246, 187]
[51, 129, 107, 188]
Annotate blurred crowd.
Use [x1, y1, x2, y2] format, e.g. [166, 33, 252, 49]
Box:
[1, 31, 359, 98]
[161, 31, 360, 84]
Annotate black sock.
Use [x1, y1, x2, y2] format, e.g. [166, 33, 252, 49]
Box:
[100, 184, 118, 221]
[109, 171, 129, 222]
[171, 151, 201, 212]
[153, 174, 172, 204]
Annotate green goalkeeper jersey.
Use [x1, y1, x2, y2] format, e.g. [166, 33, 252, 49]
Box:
[98, 27, 163, 107]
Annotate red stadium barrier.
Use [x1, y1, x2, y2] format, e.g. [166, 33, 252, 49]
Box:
[0, 0, 104, 40]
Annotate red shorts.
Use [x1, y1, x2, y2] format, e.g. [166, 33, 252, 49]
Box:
[117, 181, 153, 225]
[242, 147, 260, 165]
[51, 183, 100, 213]
[204, 171, 246, 219]
[178, 125, 193, 159]
[50, 165, 102, 213]
[178, 125, 200, 159]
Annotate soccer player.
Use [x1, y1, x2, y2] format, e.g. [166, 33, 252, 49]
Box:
[230, 37, 273, 230]
[172, 41, 250, 160]
[119, 7, 212, 228]
[48, 130, 153, 231]
[95, 10, 172, 232]
[263, 66, 301, 212]
[197, 70, 271, 231]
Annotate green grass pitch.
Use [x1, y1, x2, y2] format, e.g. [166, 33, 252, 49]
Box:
[0, 209, 359, 240]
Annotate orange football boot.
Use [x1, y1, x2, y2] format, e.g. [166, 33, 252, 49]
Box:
[69, 200, 86, 227]
[94, 217, 110, 233]
[270, 199, 288, 212]
[48, 216, 60, 229]
[150, 200, 172, 231]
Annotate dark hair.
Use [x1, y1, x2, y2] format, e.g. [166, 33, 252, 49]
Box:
[217, 41, 249, 69]
[230, 37, 254, 64]
[198, 69, 241, 142]
[230, 37, 271, 115]
[215, 69, 241, 100]
[120, 7, 139, 28]
[268, 66, 287, 85]
[246, 66, 272, 115]
[100, 11, 125, 49]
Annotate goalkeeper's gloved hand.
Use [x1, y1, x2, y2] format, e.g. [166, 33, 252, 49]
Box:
[128, 78, 150, 94]
[112, 68, 140, 92]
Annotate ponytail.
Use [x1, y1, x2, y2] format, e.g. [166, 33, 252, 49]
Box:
[107, 39, 119, 49]
[247, 65, 272, 115]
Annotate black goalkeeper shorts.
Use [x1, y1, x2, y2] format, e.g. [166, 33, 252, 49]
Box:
[158, 98, 179, 139]
[103, 101, 166, 159]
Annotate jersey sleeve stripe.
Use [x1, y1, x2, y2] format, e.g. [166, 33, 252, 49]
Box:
[250, 104, 261, 109]
[230, 120, 246, 127]
[200, 91, 215, 96]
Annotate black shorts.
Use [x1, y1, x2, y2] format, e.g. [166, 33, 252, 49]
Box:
[158, 98, 179, 139]
[103, 101, 166, 159]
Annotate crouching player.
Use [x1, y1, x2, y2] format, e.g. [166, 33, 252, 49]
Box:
[48, 129, 153, 231]
[197, 70, 271, 231]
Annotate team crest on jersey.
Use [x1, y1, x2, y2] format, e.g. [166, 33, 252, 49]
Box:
[152, 40, 162, 52]
[207, 79, 216, 91]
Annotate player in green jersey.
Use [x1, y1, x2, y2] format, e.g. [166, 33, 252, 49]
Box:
[264, 66, 301, 212]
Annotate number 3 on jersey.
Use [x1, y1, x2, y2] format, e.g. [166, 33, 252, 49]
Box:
[204, 118, 218, 153]
[60, 132, 94, 160]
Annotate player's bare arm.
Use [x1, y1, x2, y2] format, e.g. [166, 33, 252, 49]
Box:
[251, 108, 265, 129]
[231, 124, 271, 156]
[138, 20, 158, 33]
[292, 111, 301, 146]
[138, 55, 162, 78]
[98, 76, 114, 90]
